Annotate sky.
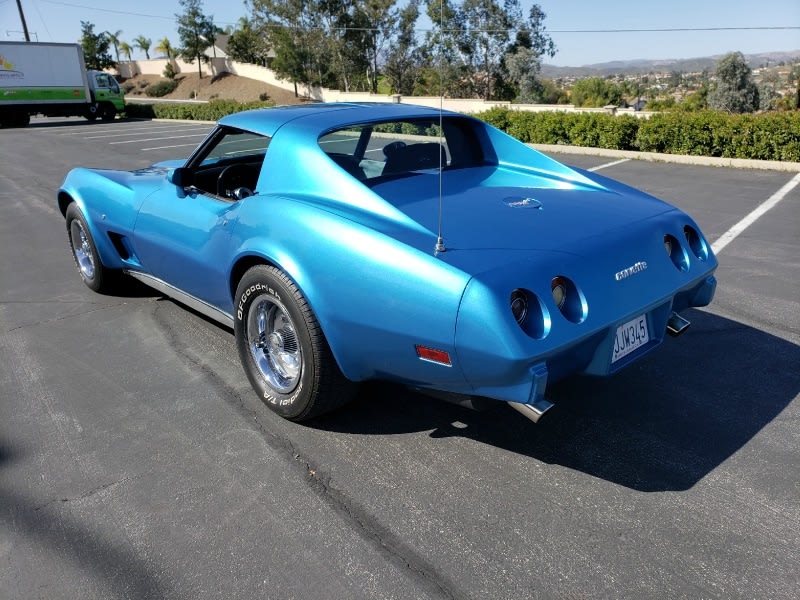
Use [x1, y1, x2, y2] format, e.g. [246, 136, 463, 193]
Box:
[2, 0, 799, 67]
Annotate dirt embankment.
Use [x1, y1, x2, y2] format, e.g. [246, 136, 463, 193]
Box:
[121, 71, 308, 105]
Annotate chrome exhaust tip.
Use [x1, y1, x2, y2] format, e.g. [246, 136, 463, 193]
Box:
[508, 398, 554, 423]
[667, 312, 691, 337]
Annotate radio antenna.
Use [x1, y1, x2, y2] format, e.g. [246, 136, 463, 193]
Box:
[434, 0, 446, 255]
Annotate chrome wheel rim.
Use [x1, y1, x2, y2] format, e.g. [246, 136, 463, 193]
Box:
[70, 219, 95, 279]
[247, 294, 302, 394]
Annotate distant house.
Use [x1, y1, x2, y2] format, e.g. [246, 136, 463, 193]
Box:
[203, 34, 229, 60]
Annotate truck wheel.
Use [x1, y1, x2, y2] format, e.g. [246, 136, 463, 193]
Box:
[234, 265, 356, 421]
[99, 103, 116, 121]
[1, 110, 29, 128]
[85, 104, 99, 121]
[65, 203, 118, 293]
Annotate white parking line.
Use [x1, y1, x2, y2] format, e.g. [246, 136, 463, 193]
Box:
[588, 158, 630, 172]
[81, 126, 211, 140]
[110, 133, 208, 145]
[141, 142, 203, 151]
[712, 172, 800, 255]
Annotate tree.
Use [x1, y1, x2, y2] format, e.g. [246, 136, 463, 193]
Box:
[80, 21, 115, 70]
[384, 0, 421, 95]
[570, 77, 623, 107]
[133, 35, 152, 60]
[155, 37, 176, 60]
[707, 51, 759, 113]
[226, 17, 266, 65]
[119, 42, 133, 62]
[458, 0, 516, 100]
[421, 0, 470, 97]
[355, 0, 398, 93]
[176, 0, 216, 79]
[250, 0, 329, 96]
[505, 47, 541, 103]
[106, 29, 123, 63]
[504, 3, 556, 102]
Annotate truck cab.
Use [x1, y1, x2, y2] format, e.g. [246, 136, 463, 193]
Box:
[85, 71, 125, 121]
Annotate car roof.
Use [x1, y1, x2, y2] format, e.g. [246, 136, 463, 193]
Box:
[219, 102, 453, 138]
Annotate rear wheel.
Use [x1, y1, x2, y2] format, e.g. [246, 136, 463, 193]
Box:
[65, 203, 117, 293]
[234, 265, 355, 421]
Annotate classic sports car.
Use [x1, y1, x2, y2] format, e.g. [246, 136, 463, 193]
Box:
[58, 103, 717, 423]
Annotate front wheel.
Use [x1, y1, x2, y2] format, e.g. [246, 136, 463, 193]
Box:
[65, 203, 117, 293]
[234, 265, 355, 421]
[99, 103, 116, 121]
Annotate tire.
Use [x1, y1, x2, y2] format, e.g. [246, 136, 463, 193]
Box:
[234, 265, 355, 421]
[99, 103, 116, 121]
[65, 203, 117, 293]
[85, 104, 98, 121]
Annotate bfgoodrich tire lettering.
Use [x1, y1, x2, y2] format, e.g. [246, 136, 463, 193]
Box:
[234, 265, 355, 421]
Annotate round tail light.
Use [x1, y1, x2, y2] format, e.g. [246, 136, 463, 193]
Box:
[510, 290, 528, 324]
[664, 234, 689, 271]
[551, 276, 587, 324]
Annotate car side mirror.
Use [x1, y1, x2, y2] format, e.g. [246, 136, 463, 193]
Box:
[167, 167, 192, 188]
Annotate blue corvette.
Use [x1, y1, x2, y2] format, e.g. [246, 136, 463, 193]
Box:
[58, 103, 717, 422]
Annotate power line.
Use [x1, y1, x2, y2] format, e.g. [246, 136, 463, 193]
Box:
[33, 2, 800, 36]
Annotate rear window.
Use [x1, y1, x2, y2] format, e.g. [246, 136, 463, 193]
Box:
[318, 117, 488, 183]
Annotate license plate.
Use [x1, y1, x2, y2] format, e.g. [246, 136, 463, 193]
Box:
[612, 314, 649, 363]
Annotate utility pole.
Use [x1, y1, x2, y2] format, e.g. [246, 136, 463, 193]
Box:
[15, 0, 31, 42]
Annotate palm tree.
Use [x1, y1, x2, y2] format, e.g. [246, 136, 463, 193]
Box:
[155, 37, 175, 60]
[106, 29, 123, 63]
[133, 35, 152, 60]
[119, 41, 133, 62]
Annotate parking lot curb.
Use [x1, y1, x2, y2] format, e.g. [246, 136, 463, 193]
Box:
[531, 144, 800, 172]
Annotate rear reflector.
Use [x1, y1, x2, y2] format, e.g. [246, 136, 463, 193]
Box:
[415, 345, 452, 366]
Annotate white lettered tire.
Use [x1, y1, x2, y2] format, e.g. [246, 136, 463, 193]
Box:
[234, 265, 355, 421]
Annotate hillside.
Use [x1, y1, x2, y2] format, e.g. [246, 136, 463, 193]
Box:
[121, 72, 308, 105]
[541, 50, 800, 78]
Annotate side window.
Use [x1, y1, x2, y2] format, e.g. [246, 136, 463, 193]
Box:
[189, 127, 271, 199]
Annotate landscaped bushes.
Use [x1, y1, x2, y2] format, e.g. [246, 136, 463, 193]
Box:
[123, 101, 799, 162]
[124, 99, 274, 121]
[476, 108, 800, 162]
[145, 80, 179, 97]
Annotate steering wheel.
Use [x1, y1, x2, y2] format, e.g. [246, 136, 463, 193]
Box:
[217, 164, 254, 198]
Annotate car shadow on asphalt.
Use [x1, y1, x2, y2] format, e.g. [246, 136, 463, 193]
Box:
[314, 308, 799, 492]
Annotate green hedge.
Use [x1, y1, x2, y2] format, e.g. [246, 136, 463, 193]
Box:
[124, 99, 275, 121]
[123, 102, 799, 162]
[475, 108, 800, 162]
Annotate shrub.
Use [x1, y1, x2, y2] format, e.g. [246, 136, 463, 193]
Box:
[473, 108, 800, 162]
[145, 80, 178, 97]
[121, 82, 135, 94]
[124, 99, 275, 121]
[163, 62, 176, 80]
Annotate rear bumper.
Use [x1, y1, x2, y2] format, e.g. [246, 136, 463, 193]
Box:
[468, 274, 717, 406]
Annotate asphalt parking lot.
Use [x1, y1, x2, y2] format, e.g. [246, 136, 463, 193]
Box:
[1, 116, 798, 599]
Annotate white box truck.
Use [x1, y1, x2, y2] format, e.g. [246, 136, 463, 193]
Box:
[0, 41, 125, 127]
